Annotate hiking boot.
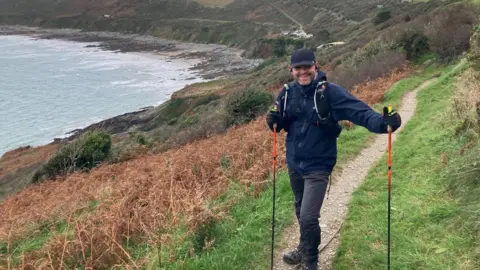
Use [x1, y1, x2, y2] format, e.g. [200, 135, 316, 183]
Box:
[297, 259, 318, 270]
[283, 248, 302, 265]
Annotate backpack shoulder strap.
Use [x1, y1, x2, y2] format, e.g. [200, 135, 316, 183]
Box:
[314, 81, 332, 124]
[281, 82, 296, 118]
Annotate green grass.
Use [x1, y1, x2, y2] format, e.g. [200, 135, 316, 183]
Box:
[143, 126, 374, 270]
[2, 64, 450, 269]
[414, 52, 436, 65]
[143, 174, 293, 270]
[0, 199, 101, 267]
[0, 219, 69, 265]
[333, 60, 479, 269]
[372, 64, 452, 112]
[138, 65, 449, 269]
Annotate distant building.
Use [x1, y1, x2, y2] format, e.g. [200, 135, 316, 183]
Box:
[317, 42, 346, 50]
[281, 29, 313, 39]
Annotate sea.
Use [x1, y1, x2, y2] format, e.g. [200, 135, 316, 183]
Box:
[0, 35, 205, 156]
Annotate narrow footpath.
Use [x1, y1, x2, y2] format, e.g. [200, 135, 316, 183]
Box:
[265, 0, 304, 30]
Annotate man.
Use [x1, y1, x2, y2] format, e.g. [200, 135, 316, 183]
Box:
[266, 48, 401, 270]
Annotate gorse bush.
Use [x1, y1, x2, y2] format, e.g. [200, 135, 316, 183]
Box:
[374, 7, 391, 25]
[397, 28, 430, 60]
[33, 131, 112, 182]
[226, 88, 272, 126]
[77, 131, 112, 167]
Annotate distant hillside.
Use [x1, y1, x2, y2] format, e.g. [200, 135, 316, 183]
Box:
[0, 0, 443, 55]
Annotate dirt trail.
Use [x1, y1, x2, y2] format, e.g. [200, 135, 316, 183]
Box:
[266, 0, 303, 30]
[273, 78, 437, 270]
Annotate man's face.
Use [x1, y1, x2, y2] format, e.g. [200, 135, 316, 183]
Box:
[291, 65, 316, 85]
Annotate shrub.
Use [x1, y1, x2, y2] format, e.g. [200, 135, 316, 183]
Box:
[330, 50, 407, 90]
[450, 68, 480, 137]
[148, 98, 188, 129]
[106, 131, 157, 164]
[226, 88, 272, 126]
[220, 154, 231, 170]
[425, 4, 477, 62]
[192, 217, 219, 253]
[397, 28, 430, 60]
[273, 38, 287, 57]
[33, 131, 112, 182]
[130, 132, 154, 148]
[76, 132, 112, 168]
[261, 37, 307, 57]
[374, 8, 391, 25]
[193, 94, 221, 107]
[341, 40, 396, 67]
[150, 103, 229, 153]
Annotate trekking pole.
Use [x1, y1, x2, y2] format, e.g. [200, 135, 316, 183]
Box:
[271, 123, 277, 270]
[386, 104, 393, 270]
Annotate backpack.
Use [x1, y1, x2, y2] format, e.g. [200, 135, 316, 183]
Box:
[282, 80, 342, 137]
[282, 80, 332, 123]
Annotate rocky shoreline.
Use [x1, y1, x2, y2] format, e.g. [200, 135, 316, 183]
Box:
[0, 25, 262, 145]
[0, 25, 262, 80]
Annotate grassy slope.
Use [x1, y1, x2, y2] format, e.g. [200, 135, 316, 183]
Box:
[0, 64, 454, 270]
[136, 66, 446, 270]
[0, 66, 439, 268]
[334, 60, 479, 269]
[0, 0, 441, 51]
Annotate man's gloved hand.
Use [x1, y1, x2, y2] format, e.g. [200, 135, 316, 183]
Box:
[383, 106, 402, 132]
[266, 104, 282, 130]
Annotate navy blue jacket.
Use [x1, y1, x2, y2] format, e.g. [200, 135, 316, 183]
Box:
[270, 72, 389, 174]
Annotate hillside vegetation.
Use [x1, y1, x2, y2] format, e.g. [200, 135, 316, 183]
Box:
[1, 0, 478, 205]
[1, 0, 480, 269]
[0, 0, 444, 55]
[333, 6, 480, 268]
[0, 63, 446, 270]
[334, 59, 479, 269]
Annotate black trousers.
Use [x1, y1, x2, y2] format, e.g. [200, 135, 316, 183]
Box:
[288, 167, 330, 264]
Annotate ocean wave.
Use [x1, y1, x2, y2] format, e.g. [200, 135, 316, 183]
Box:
[110, 79, 138, 86]
[0, 35, 206, 155]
